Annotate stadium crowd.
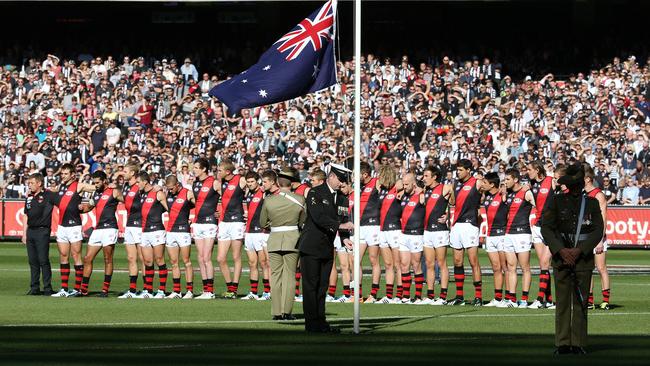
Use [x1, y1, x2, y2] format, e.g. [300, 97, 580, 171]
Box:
[0, 52, 648, 310]
[0, 53, 649, 204]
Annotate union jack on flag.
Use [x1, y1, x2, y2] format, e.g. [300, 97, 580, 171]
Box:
[209, 0, 338, 115]
[275, 0, 334, 61]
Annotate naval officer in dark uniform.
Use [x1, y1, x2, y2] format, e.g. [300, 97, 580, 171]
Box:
[298, 163, 353, 333]
[22, 173, 59, 296]
[541, 163, 604, 355]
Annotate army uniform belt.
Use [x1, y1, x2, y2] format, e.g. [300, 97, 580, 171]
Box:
[271, 226, 299, 232]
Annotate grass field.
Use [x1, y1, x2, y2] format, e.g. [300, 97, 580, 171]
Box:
[0, 242, 648, 365]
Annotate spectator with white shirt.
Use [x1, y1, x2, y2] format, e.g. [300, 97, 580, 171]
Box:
[180, 58, 199, 84]
[621, 176, 640, 205]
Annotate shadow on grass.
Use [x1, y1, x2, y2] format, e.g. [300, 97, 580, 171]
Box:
[0, 323, 647, 365]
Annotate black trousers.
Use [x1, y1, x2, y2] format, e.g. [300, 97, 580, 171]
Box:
[26, 227, 52, 292]
[300, 253, 333, 331]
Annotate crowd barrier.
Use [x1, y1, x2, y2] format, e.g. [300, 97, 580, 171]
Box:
[1, 199, 648, 248]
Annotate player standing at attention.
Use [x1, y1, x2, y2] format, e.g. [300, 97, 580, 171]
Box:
[500, 168, 536, 308]
[479, 173, 509, 307]
[352, 162, 382, 303]
[288, 166, 310, 302]
[79, 171, 124, 297]
[164, 175, 195, 299]
[50, 164, 92, 298]
[117, 163, 145, 299]
[376, 165, 403, 304]
[422, 165, 454, 305]
[447, 159, 483, 306]
[332, 181, 354, 302]
[258, 170, 282, 300]
[216, 160, 247, 299]
[241, 171, 272, 301]
[192, 158, 221, 299]
[136, 172, 169, 299]
[526, 160, 556, 309]
[398, 172, 426, 304]
[583, 163, 610, 310]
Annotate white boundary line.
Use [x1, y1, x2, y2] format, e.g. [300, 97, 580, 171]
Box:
[2, 312, 650, 328]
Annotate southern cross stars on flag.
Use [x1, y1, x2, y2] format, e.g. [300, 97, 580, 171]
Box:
[209, 0, 338, 115]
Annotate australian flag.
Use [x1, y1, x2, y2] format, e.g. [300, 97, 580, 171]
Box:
[209, 0, 338, 115]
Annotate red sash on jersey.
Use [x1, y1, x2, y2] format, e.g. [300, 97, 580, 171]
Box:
[401, 193, 420, 231]
[486, 192, 504, 235]
[294, 183, 309, 196]
[359, 178, 377, 218]
[166, 188, 189, 232]
[587, 188, 602, 198]
[219, 175, 241, 221]
[506, 189, 527, 233]
[124, 184, 140, 213]
[94, 188, 113, 228]
[57, 181, 78, 225]
[452, 177, 476, 226]
[379, 186, 398, 229]
[532, 176, 553, 225]
[193, 176, 215, 223]
[245, 189, 264, 233]
[141, 190, 158, 230]
[424, 184, 444, 227]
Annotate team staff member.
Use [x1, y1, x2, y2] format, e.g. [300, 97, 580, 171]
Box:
[260, 170, 306, 320]
[192, 158, 221, 299]
[541, 164, 603, 355]
[22, 173, 58, 296]
[448, 159, 483, 306]
[117, 163, 146, 298]
[299, 164, 353, 333]
[480, 172, 508, 307]
[216, 160, 247, 299]
[422, 165, 454, 305]
[137, 172, 169, 299]
[242, 171, 271, 301]
[51, 164, 92, 297]
[164, 175, 196, 299]
[79, 171, 124, 297]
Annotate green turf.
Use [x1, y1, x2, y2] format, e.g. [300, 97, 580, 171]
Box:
[0, 242, 648, 365]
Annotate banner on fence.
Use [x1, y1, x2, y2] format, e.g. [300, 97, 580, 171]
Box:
[1, 200, 194, 239]
[1, 200, 648, 248]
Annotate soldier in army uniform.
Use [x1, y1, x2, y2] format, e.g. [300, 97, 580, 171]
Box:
[260, 169, 306, 321]
[541, 163, 604, 355]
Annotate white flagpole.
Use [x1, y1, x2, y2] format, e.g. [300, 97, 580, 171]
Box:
[353, 0, 361, 335]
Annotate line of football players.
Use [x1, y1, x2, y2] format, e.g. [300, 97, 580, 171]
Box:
[47, 159, 610, 309]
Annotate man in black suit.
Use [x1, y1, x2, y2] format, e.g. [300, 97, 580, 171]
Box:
[298, 163, 353, 333]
